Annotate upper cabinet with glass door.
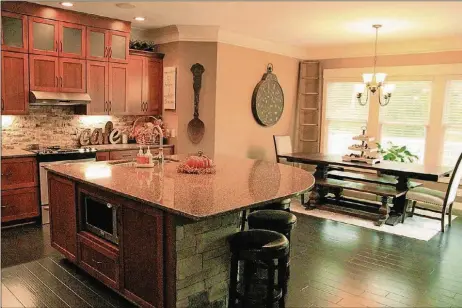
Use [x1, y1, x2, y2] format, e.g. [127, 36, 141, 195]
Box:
[59, 22, 86, 59]
[28, 17, 59, 56]
[87, 28, 128, 63]
[1, 12, 28, 53]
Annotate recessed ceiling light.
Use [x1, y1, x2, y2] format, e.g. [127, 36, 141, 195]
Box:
[116, 3, 136, 9]
[60, 2, 73, 7]
[134, 17, 145, 21]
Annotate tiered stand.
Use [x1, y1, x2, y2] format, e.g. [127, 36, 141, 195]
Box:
[342, 129, 381, 164]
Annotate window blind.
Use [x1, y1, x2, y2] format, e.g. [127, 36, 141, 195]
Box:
[326, 82, 369, 121]
[324, 82, 368, 154]
[379, 81, 432, 125]
[442, 80, 462, 165]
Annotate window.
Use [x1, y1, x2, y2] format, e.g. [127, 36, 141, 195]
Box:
[442, 80, 462, 166]
[324, 82, 369, 154]
[379, 81, 432, 163]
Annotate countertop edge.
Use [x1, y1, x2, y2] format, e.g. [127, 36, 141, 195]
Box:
[88, 144, 175, 152]
[46, 168, 313, 221]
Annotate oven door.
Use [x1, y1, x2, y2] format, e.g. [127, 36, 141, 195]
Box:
[39, 158, 96, 224]
[83, 195, 119, 244]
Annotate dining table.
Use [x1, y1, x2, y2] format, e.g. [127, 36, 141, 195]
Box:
[278, 153, 454, 225]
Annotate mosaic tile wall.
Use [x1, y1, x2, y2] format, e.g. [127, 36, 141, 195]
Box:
[1, 106, 139, 148]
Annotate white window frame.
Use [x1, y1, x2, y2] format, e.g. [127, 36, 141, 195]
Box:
[322, 64, 462, 168]
[441, 76, 462, 167]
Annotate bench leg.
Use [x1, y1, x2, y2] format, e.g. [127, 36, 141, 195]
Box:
[375, 196, 390, 226]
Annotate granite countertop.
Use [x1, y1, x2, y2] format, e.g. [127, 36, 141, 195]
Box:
[1, 148, 36, 158]
[88, 144, 174, 151]
[45, 155, 314, 220]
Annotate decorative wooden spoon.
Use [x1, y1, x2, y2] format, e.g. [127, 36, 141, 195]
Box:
[187, 63, 205, 144]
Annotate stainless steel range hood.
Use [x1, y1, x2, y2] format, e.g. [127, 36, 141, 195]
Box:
[30, 91, 91, 106]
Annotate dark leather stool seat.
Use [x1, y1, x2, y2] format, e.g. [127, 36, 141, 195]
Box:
[228, 230, 289, 308]
[247, 210, 297, 234]
[255, 198, 291, 212]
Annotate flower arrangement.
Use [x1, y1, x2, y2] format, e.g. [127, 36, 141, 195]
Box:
[376, 141, 419, 163]
[129, 40, 157, 52]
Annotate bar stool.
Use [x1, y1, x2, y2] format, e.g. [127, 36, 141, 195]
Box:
[240, 199, 291, 231]
[247, 209, 297, 282]
[228, 229, 289, 308]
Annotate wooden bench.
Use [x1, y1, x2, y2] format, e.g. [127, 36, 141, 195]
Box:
[328, 170, 422, 189]
[313, 178, 407, 226]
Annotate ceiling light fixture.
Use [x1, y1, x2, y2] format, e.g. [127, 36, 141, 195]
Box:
[60, 2, 74, 7]
[116, 3, 136, 9]
[355, 25, 395, 107]
[134, 17, 145, 21]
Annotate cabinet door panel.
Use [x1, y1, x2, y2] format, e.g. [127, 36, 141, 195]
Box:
[109, 31, 128, 63]
[30, 55, 59, 92]
[29, 17, 58, 56]
[122, 203, 164, 307]
[108, 63, 128, 114]
[59, 22, 85, 59]
[87, 27, 108, 62]
[1, 157, 37, 190]
[49, 174, 77, 262]
[1, 52, 29, 115]
[127, 56, 144, 114]
[87, 61, 109, 115]
[1, 187, 39, 223]
[145, 59, 163, 115]
[60, 58, 86, 93]
[1, 12, 28, 53]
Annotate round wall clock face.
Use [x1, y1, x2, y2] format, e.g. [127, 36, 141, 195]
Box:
[252, 65, 284, 127]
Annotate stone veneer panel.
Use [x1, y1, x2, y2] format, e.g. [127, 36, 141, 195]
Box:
[175, 213, 240, 308]
[1, 106, 140, 148]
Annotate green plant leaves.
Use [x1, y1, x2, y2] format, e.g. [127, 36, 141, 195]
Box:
[378, 141, 419, 163]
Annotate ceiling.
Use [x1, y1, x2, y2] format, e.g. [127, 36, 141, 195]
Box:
[39, 1, 462, 48]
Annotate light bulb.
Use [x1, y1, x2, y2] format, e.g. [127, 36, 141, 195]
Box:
[355, 84, 366, 93]
[60, 2, 74, 7]
[383, 84, 395, 94]
[375, 73, 387, 84]
[362, 73, 373, 83]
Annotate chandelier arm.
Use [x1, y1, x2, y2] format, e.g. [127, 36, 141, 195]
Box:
[357, 88, 369, 106]
[378, 88, 391, 106]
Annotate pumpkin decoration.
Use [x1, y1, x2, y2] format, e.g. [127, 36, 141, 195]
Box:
[177, 151, 216, 174]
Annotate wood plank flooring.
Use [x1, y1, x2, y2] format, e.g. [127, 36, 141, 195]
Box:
[2, 215, 462, 307]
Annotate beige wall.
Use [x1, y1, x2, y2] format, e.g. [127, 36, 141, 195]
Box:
[157, 41, 218, 156]
[215, 43, 299, 161]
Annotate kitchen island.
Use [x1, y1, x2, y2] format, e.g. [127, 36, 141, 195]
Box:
[45, 155, 314, 308]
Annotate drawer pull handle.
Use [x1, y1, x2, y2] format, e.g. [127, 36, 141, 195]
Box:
[1, 172, 12, 177]
[1, 205, 9, 208]
[92, 258, 103, 265]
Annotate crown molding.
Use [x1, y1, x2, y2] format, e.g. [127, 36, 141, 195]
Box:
[142, 26, 462, 60]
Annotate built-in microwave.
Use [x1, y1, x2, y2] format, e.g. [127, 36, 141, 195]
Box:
[82, 194, 119, 244]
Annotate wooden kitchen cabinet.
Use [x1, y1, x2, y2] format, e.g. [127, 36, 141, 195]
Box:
[145, 58, 163, 115]
[48, 173, 77, 262]
[59, 21, 86, 59]
[1, 187, 39, 223]
[128, 51, 164, 115]
[127, 55, 145, 114]
[28, 16, 59, 56]
[29, 54, 59, 92]
[1, 11, 28, 53]
[1, 51, 29, 115]
[30, 55, 85, 93]
[122, 202, 164, 307]
[96, 151, 110, 161]
[1, 157, 38, 190]
[87, 27, 109, 62]
[108, 63, 128, 114]
[1, 157, 39, 224]
[108, 31, 129, 63]
[60, 58, 86, 93]
[87, 60, 109, 114]
[109, 150, 138, 161]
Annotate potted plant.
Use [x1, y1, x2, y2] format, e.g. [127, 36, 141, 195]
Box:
[376, 141, 419, 163]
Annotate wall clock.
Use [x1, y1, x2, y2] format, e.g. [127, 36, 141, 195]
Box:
[252, 63, 284, 127]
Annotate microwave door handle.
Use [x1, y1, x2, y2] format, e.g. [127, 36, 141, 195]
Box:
[112, 205, 118, 242]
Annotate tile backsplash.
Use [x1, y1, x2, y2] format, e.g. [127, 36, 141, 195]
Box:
[1, 106, 139, 148]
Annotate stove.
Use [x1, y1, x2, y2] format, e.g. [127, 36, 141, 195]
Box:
[30, 145, 98, 225]
[30, 145, 97, 162]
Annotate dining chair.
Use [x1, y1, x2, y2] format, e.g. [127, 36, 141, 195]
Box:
[406, 152, 462, 232]
[273, 135, 307, 205]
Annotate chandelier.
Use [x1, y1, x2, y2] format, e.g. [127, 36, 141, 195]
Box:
[355, 25, 395, 107]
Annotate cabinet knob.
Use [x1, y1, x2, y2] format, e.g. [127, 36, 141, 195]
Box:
[1, 98, 4, 111]
[92, 258, 103, 265]
[1, 205, 8, 208]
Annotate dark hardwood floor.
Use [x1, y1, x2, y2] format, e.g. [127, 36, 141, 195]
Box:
[2, 216, 462, 307]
